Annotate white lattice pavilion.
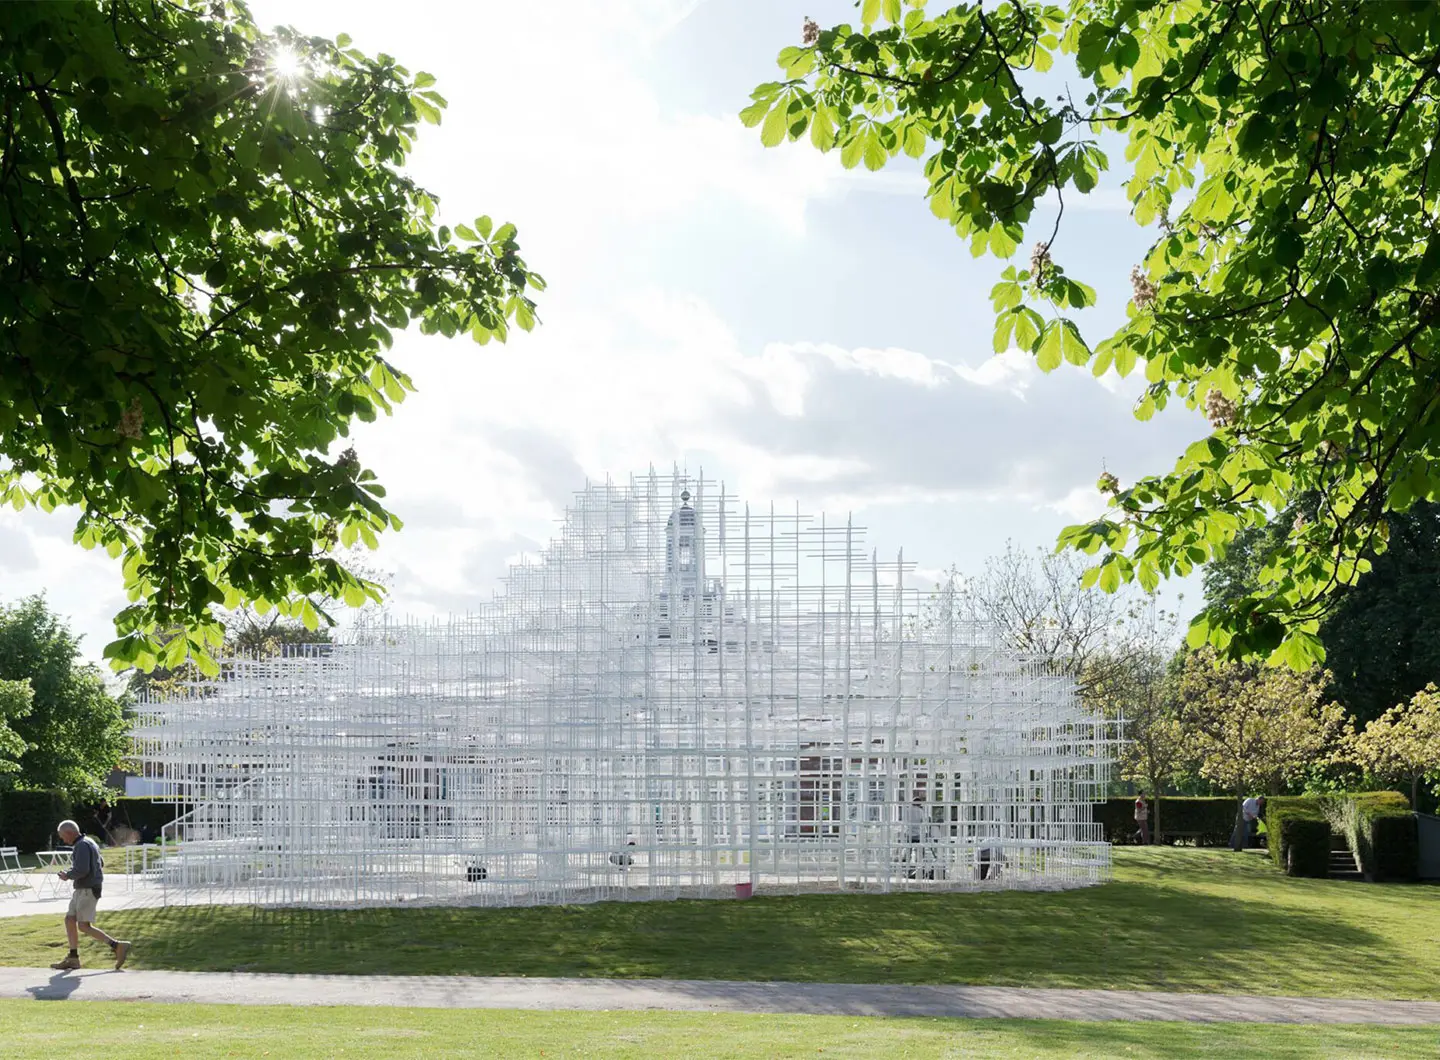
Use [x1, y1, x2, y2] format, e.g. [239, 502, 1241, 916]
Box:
[134, 469, 1116, 907]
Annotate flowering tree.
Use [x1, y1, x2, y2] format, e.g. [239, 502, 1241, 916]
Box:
[1353, 685, 1440, 807]
[1174, 649, 1348, 820]
[747, 1, 1440, 670]
[1081, 601, 1184, 839]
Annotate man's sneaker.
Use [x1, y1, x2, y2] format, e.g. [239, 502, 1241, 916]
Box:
[113, 942, 132, 970]
[50, 955, 81, 971]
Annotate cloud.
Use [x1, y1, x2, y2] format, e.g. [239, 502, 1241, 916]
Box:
[0, 522, 38, 572]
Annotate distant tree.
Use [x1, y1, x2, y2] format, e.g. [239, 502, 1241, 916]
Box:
[1352, 685, 1440, 808]
[935, 541, 1132, 677]
[0, 597, 127, 795]
[1205, 501, 1440, 725]
[1081, 601, 1184, 839]
[0, 1, 542, 674]
[0, 678, 32, 778]
[1174, 649, 1347, 830]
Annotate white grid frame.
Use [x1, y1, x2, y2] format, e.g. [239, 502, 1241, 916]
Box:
[134, 470, 1117, 907]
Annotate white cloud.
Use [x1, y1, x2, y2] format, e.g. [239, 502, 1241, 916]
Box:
[11, 0, 1216, 658]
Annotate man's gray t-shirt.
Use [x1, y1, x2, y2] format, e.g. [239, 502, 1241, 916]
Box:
[68, 835, 104, 890]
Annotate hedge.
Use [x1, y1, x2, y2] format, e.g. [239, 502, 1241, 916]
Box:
[73, 796, 190, 844]
[0, 789, 74, 853]
[1370, 814, 1419, 881]
[1324, 792, 1417, 882]
[1264, 796, 1329, 877]
[0, 792, 187, 852]
[1268, 810, 1331, 878]
[1096, 797, 1237, 845]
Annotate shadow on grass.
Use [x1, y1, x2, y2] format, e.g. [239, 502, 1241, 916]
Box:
[80, 879, 1417, 998]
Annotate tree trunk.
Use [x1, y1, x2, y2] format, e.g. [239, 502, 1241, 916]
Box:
[1149, 771, 1163, 843]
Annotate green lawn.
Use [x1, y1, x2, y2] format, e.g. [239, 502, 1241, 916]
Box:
[2, 1001, 1436, 1059]
[12, 844, 170, 875]
[3, 848, 1437, 999]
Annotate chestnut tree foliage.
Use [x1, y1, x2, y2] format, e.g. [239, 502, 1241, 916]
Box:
[746, 1, 1440, 668]
[0, 2, 541, 673]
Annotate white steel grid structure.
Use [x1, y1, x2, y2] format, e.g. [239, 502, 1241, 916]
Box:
[135, 470, 1117, 908]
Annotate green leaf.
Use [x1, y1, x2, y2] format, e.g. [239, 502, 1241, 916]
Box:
[1059, 319, 1091, 365]
[993, 313, 1015, 354]
[987, 223, 1019, 258]
[740, 99, 772, 128]
[861, 0, 882, 25]
[761, 104, 789, 148]
[1014, 307, 1043, 350]
[810, 105, 837, 150]
[990, 280, 1022, 311]
[862, 132, 888, 171]
[1036, 321, 1063, 371]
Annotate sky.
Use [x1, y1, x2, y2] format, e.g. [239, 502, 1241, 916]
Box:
[0, 0, 1210, 662]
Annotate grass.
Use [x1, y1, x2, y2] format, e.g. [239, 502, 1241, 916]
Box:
[11, 844, 170, 875]
[2, 1001, 1436, 1058]
[2, 848, 1437, 999]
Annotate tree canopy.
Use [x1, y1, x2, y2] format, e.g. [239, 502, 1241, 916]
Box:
[1351, 684, 1440, 806]
[933, 541, 1132, 677]
[747, 0, 1440, 668]
[0, 596, 128, 796]
[0, 1, 541, 673]
[1173, 647, 1346, 797]
[0, 677, 32, 778]
[1205, 499, 1440, 724]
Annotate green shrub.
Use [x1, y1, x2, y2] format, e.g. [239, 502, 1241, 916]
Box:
[1277, 816, 1331, 877]
[1370, 814, 1419, 881]
[1096, 797, 1237, 845]
[1266, 797, 1329, 877]
[0, 788, 74, 852]
[1320, 792, 1417, 882]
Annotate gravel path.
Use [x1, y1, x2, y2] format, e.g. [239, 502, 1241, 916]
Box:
[2, 967, 1439, 1024]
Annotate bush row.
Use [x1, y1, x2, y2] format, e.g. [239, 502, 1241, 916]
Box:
[1097, 797, 1239, 846]
[0, 789, 74, 853]
[1323, 791, 1418, 882]
[0, 791, 187, 852]
[1265, 797, 1331, 878]
[1263, 792, 1419, 880]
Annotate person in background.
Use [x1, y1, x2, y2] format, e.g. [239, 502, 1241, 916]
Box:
[1133, 793, 1150, 845]
[976, 835, 1009, 881]
[903, 795, 929, 878]
[48, 819, 131, 971]
[1242, 794, 1261, 847]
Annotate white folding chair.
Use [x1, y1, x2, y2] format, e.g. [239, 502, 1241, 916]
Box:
[0, 846, 24, 898]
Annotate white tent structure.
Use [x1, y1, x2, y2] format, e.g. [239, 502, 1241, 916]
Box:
[134, 470, 1117, 908]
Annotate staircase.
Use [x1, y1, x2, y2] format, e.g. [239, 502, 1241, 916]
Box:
[1329, 834, 1364, 881]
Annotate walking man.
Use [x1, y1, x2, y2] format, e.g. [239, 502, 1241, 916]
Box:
[1133, 793, 1150, 845]
[49, 819, 131, 971]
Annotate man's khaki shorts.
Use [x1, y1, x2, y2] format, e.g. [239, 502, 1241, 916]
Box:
[67, 888, 98, 923]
